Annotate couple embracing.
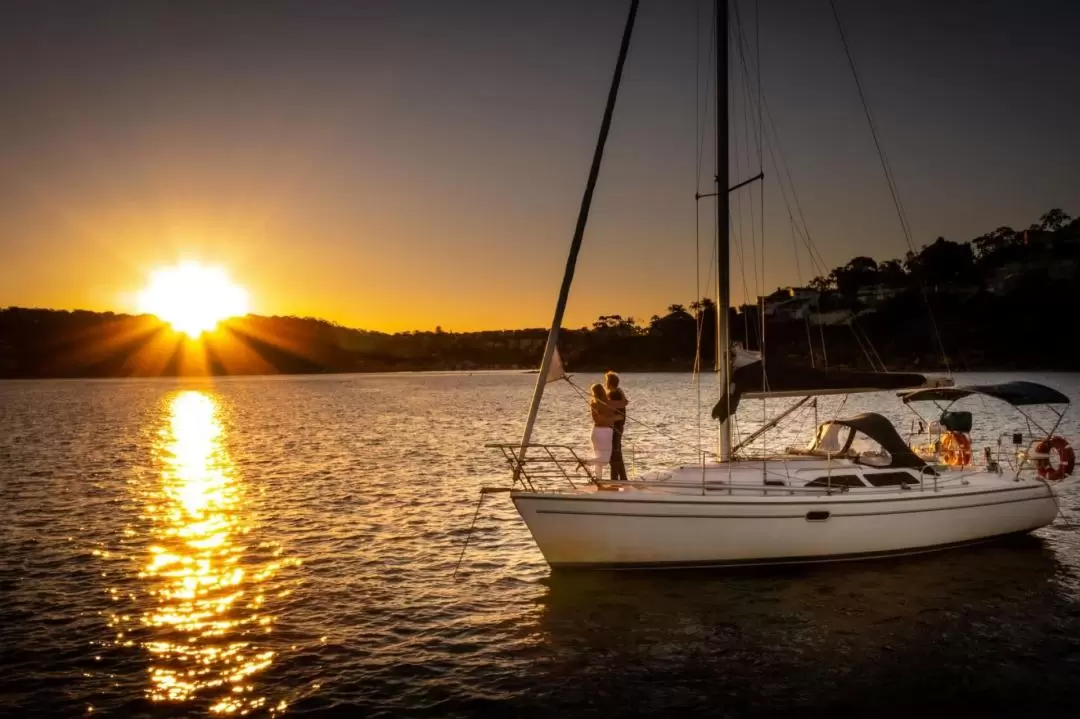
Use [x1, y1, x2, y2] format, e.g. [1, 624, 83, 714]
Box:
[588, 371, 629, 481]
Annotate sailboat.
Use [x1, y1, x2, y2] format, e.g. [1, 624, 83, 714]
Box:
[483, 0, 1076, 569]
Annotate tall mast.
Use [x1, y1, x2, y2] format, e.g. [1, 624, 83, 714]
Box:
[716, 0, 732, 460]
[515, 0, 640, 479]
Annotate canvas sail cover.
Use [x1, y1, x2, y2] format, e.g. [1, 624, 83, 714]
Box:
[900, 380, 1069, 406]
[711, 349, 944, 423]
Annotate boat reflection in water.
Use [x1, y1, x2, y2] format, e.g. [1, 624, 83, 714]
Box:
[139, 390, 281, 715]
[534, 536, 1071, 715]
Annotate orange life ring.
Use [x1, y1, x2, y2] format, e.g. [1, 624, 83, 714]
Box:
[1035, 436, 1076, 481]
[940, 431, 972, 467]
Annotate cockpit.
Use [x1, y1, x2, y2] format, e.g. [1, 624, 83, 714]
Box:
[802, 412, 928, 469]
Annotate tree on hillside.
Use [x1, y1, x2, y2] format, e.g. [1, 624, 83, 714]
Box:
[830, 256, 879, 298]
[908, 237, 976, 287]
[649, 304, 697, 342]
[689, 297, 716, 318]
[592, 314, 641, 336]
[878, 259, 907, 288]
[1038, 208, 1071, 232]
[972, 226, 1018, 259]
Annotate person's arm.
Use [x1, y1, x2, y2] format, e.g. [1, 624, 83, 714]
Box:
[607, 389, 628, 410]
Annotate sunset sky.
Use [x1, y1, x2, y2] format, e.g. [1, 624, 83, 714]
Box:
[1, 0, 1077, 332]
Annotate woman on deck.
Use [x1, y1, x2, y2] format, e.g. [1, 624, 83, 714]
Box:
[589, 383, 616, 478]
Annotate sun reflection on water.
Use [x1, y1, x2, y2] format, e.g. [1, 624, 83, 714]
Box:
[138, 390, 277, 714]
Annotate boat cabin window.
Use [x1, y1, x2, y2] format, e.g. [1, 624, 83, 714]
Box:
[863, 471, 920, 487]
[809, 422, 891, 466]
[805, 474, 866, 488]
[850, 434, 892, 467]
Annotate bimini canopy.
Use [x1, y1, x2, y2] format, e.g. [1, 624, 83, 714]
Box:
[900, 380, 1069, 406]
[810, 412, 927, 469]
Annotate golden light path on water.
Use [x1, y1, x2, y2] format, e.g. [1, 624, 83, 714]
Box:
[137, 390, 282, 715]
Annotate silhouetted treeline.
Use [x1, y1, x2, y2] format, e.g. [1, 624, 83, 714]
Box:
[2, 209, 1078, 378]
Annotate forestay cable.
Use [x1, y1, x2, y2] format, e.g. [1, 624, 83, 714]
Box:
[828, 0, 951, 375]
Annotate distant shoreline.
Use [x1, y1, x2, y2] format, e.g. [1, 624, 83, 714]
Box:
[3, 366, 1075, 382]
[6, 292, 1080, 380]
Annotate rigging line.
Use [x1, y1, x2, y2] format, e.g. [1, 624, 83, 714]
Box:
[755, 0, 762, 172]
[695, 2, 718, 377]
[757, 107, 766, 399]
[1041, 480, 1076, 530]
[696, 0, 701, 187]
[730, 213, 757, 349]
[729, 25, 811, 286]
[731, 16, 831, 291]
[733, 0, 766, 325]
[845, 311, 873, 371]
[732, 5, 773, 394]
[757, 101, 823, 277]
[731, 5, 761, 317]
[818, 313, 830, 368]
[832, 394, 849, 425]
[730, 2, 762, 160]
[856, 317, 883, 371]
[853, 312, 888, 371]
[761, 160, 835, 372]
[729, 27, 813, 289]
[693, 2, 705, 451]
[516, 0, 639, 473]
[728, 25, 761, 353]
[564, 376, 724, 461]
[731, 13, 831, 307]
[848, 319, 878, 371]
[453, 491, 486, 579]
[827, 0, 950, 376]
[695, 0, 717, 193]
[789, 217, 817, 367]
[740, 63, 760, 312]
[694, 202, 703, 453]
[729, 30, 751, 325]
[756, 0, 766, 395]
[692, 258, 704, 383]
[710, 184, 721, 405]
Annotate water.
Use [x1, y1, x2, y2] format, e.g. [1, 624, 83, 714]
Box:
[2, 372, 1080, 717]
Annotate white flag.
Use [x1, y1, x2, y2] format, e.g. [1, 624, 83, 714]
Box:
[544, 347, 566, 384]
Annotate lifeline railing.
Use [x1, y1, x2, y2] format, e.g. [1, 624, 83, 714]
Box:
[485, 443, 596, 492]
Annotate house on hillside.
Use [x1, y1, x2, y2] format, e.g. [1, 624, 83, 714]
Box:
[808, 309, 854, 326]
[855, 283, 901, 307]
[761, 287, 818, 321]
[989, 256, 1078, 294]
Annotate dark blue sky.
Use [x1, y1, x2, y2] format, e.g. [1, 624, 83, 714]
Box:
[0, 0, 1076, 330]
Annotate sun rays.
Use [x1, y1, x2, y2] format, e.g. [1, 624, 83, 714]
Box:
[137, 262, 249, 338]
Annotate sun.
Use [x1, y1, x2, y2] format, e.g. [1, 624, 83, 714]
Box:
[137, 262, 250, 338]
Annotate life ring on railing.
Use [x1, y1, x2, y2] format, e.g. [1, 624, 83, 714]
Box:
[940, 431, 972, 467]
[1034, 436, 1076, 481]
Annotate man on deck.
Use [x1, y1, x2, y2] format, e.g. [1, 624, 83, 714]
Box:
[604, 371, 629, 481]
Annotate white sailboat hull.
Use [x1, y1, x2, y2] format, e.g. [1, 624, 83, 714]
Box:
[511, 475, 1060, 569]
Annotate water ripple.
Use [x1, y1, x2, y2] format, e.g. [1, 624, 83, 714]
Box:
[2, 372, 1080, 716]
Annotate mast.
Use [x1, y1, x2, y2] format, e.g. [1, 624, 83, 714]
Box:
[716, 0, 732, 460]
[515, 0, 640, 480]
